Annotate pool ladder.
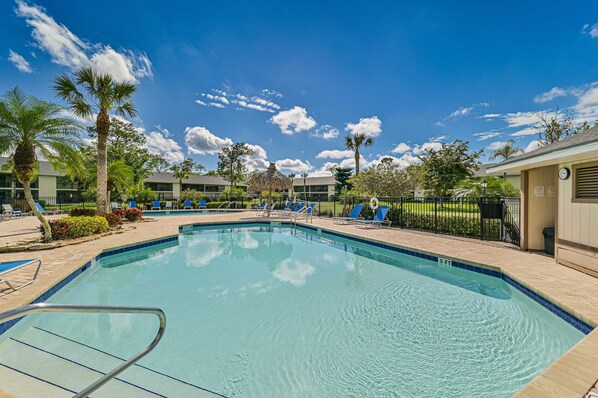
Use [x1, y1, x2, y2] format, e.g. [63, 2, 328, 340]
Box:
[217, 200, 240, 210]
[0, 302, 166, 398]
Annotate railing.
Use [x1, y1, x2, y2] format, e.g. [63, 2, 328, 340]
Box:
[0, 303, 166, 397]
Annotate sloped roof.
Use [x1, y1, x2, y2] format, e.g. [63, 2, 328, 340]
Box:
[146, 172, 247, 186]
[0, 157, 61, 176]
[487, 127, 598, 172]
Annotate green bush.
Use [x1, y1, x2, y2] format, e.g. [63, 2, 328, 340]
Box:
[43, 216, 109, 240]
[180, 189, 204, 203]
[65, 216, 109, 238]
[69, 208, 98, 217]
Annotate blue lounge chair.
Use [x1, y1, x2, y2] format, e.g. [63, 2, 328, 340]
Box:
[198, 200, 207, 209]
[151, 200, 161, 210]
[272, 201, 290, 215]
[184, 200, 193, 209]
[333, 205, 363, 224]
[254, 200, 267, 212]
[0, 259, 42, 292]
[293, 202, 317, 221]
[128, 200, 137, 209]
[35, 202, 63, 215]
[354, 206, 391, 228]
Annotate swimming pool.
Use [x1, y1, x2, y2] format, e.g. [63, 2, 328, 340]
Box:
[0, 224, 586, 397]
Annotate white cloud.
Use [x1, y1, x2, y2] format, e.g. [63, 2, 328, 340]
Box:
[444, 102, 490, 120]
[525, 139, 542, 153]
[583, 23, 598, 39]
[15, 0, 152, 82]
[485, 141, 509, 151]
[345, 116, 382, 138]
[270, 106, 316, 134]
[310, 124, 339, 139]
[195, 88, 282, 113]
[429, 135, 448, 142]
[309, 162, 337, 177]
[391, 142, 411, 154]
[244, 144, 269, 171]
[338, 155, 367, 169]
[510, 127, 538, 137]
[503, 112, 541, 128]
[479, 113, 501, 120]
[534, 87, 569, 103]
[573, 85, 598, 123]
[473, 132, 500, 141]
[145, 128, 185, 163]
[369, 154, 421, 169]
[276, 159, 313, 173]
[184, 126, 233, 155]
[8, 49, 32, 73]
[316, 149, 354, 159]
[412, 141, 443, 155]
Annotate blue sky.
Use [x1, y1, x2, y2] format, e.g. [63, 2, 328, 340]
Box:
[2, 1, 598, 175]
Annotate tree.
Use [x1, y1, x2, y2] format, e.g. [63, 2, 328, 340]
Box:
[333, 167, 353, 195]
[217, 143, 254, 187]
[535, 109, 598, 146]
[301, 172, 308, 200]
[420, 140, 482, 197]
[54, 67, 137, 213]
[87, 160, 134, 202]
[344, 132, 374, 175]
[0, 87, 83, 241]
[351, 158, 415, 197]
[454, 176, 520, 198]
[170, 158, 204, 190]
[87, 119, 167, 183]
[287, 173, 296, 198]
[489, 139, 523, 162]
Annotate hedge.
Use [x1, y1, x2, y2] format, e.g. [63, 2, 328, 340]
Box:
[44, 216, 109, 240]
[69, 208, 97, 217]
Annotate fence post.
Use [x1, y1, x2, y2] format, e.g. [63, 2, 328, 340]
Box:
[333, 198, 336, 217]
[399, 197, 403, 228]
[479, 197, 484, 240]
[500, 198, 505, 241]
[434, 197, 438, 234]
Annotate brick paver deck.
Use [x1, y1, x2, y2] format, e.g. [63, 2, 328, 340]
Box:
[0, 212, 597, 397]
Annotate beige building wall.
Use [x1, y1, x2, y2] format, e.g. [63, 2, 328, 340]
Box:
[38, 175, 56, 197]
[506, 174, 521, 190]
[172, 182, 181, 198]
[524, 166, 557, 251]
[556, 157, 598, 277]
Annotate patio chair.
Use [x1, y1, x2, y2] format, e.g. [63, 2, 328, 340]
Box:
[128, 200, 137, 209]
[2, 204, 24, 217]
[198, 200, 207, 209]
[353, 206, 392, 228]
[293, 202, 317, 222]
[254, 200, 267, 212]
[151, 200, 161, 210]
[35, 202, 63, 215]
[165, 201, 177, 210]
[272, 201, 291, 216]
[184, 200, 193, 209]
[0, 259, 42, 292]
[111, 201, 123, 210]
[261, 202, 276, 217]
[332, 205, 364, 224]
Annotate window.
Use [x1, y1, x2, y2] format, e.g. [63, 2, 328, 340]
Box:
[573, 162, 598, 203]
[146, 182, 173, 192]
[182, 184, 204, 191]
[309, 185, 329, 193]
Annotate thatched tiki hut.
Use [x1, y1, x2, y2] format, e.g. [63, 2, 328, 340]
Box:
[248, 162, 292, 216]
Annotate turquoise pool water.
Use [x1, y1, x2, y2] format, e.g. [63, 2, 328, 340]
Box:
[1, 225, 584, 397]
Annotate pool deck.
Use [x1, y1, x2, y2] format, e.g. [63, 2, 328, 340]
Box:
[1, 212, 598, 397]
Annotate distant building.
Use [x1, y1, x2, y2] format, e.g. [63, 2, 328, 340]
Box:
[291, 176, 336, 199]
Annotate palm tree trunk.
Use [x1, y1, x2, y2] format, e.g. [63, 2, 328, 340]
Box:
[96, 110, 110, 214]
[355, 150, 360, 175]
[24, 180, 52, 242]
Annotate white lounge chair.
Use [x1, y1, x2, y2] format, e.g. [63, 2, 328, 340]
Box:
[0, 259, 42, 292]
[35, 202, 63, 215]
[2, 204, 24, 217]
[111, 201, 123, 210]
[165, 201, 177, 210]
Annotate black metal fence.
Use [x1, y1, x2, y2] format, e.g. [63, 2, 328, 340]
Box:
[267, 195, 521, 246]
[0, 195, 90, 213]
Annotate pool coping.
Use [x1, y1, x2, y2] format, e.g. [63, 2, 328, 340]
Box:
[0, 218, 596, 397]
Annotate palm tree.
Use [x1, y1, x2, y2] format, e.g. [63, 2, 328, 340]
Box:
[0, 87, 83, 242]
[489, 139, 523, 161]
[54, 67, 137, 213]
[300, 172, 308, 200]
[344, 132, 374, 175]
[288, 173, 296, 198]
[489, 139, 523, 179]
[88, 160, 134, 204]
[170, 158, 204, 195]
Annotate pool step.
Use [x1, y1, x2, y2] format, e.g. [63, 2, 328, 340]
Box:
[0, 327, 222, 397]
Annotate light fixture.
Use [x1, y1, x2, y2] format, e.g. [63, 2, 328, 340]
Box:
[481, 180, 487, 189]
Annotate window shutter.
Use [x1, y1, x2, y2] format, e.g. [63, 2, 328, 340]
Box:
[576, 165, 598, 200]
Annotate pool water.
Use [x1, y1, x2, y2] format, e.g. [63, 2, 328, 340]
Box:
[1, 225, 584, 397]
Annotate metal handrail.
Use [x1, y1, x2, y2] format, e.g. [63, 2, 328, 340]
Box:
[0, 303, 166, 398]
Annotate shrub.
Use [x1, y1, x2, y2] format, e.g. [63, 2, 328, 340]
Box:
[180, 189, 204, 203]
[126, 183, 156, 204]
[112, 209, 126, 219]
[219, 187, 248, 201]
[124, 208, 143, 221]
[42, 216, 109, 240]
[69, 208, 97, 217]
[104, 212, 123, 227]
